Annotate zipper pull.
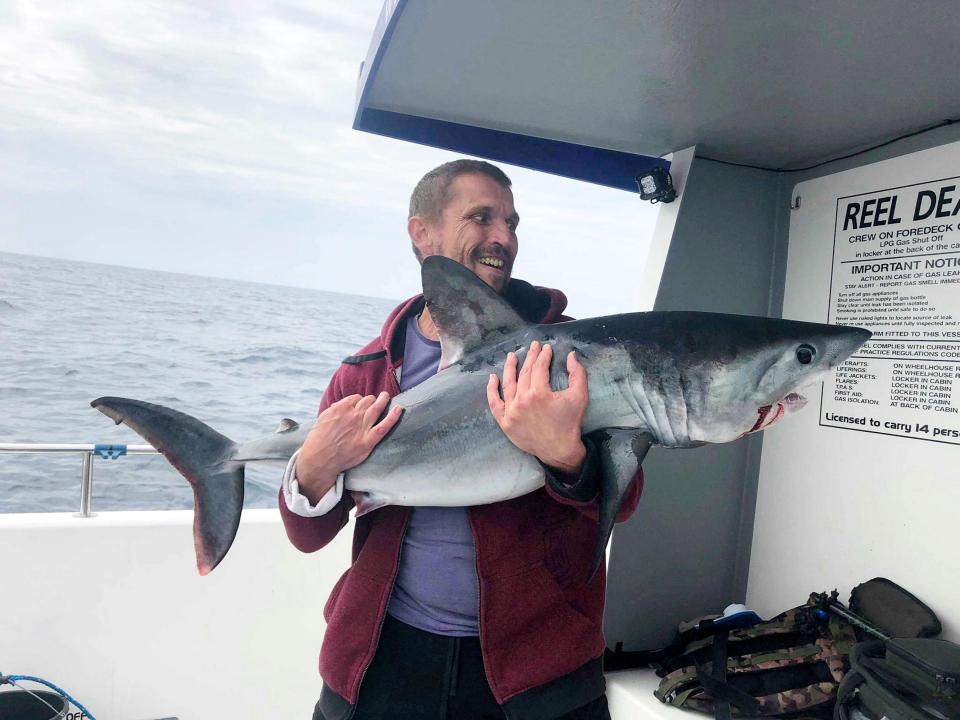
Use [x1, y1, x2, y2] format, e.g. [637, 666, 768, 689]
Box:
[936, 674, 957, 698]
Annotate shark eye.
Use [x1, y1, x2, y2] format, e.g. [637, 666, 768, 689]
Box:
[796, 344, 816, 365]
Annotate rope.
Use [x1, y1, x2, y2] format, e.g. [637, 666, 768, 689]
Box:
[5, 679, 61, 718]
[1, 672, 97, 719]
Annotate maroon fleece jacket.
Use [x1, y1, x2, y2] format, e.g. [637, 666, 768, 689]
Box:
[279, 279, 643, 717]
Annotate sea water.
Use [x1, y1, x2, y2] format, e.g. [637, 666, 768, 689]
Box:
[0, 252, 398, 513]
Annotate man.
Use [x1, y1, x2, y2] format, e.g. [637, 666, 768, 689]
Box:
[279, 160, 643, 720]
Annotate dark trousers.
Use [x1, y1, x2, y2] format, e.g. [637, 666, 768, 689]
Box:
[313, 614, 610, 720]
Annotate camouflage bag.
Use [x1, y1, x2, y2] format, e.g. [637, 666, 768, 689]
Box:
[653, 596, 859, 720]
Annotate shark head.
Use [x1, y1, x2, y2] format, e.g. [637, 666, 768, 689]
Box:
[618, 312, 872, 446]
[420, 257, 872, 450]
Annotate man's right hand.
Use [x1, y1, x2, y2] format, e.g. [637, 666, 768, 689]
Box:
[295, 392, 403, 504]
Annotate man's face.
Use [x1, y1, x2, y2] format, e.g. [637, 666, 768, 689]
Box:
[414, 173, 519, 293]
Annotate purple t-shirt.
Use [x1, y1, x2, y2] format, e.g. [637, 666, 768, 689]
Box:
[385, 316, 480, 636]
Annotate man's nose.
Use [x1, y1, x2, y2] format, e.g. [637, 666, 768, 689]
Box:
[487, 220, 514, 246]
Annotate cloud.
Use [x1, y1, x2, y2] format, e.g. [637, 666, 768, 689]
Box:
[0, 0, 660, 316]
[0, 0, 426, 210]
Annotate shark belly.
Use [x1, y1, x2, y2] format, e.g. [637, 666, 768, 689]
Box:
[344, 369, 545, 507]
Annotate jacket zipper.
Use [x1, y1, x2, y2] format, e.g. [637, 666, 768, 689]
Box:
[348, 364, 405, 718]
[469, 509, 498, 710]
[348, 511, 409, 718]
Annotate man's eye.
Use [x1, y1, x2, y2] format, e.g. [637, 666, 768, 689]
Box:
[506, 220, 517, 232]
[471, 212, 489, 224]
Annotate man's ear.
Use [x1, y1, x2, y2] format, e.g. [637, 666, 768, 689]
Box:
[408, 216, 432, 259]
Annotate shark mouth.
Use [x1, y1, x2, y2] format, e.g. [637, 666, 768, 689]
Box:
[745, 392, 807, 435]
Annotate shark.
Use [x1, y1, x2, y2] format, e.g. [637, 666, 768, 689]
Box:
[92, 256, 871, 576]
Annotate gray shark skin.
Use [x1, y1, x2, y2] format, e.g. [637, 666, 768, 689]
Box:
[92, 257, 871, 576]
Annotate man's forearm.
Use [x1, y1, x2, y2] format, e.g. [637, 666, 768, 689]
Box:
[283, 450, 344, 517]
[278, 449, 354, 553]
[542, 436, 601, 504]
[539, 438, 586, 477]
[295, 451, 340, 504]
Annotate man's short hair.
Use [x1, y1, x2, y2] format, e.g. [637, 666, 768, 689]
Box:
[409, 159, 512, 262]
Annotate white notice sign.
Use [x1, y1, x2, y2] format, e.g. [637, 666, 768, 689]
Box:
[823, 176, 960, 444]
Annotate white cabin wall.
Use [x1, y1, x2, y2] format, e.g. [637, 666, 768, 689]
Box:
[747, 124, 960, 639]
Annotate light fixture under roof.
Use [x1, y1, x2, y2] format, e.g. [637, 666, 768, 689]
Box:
[635, 168, 677, 204]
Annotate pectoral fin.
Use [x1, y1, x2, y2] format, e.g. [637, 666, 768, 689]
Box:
[351, 490, 391, 517]
[591, 429, 652, 577]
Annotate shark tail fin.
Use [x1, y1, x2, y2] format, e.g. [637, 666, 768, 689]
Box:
[91, 396, 243, 575]
[591, 429, 652, 579]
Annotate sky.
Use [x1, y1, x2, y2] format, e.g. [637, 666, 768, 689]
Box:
[0, 0, 660, 318]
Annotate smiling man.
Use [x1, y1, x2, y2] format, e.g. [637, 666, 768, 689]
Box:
[279, 159, 643, 720]
[408, 165, 519, 290]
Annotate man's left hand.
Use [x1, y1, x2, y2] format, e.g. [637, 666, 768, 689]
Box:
[486, 341, 589, 475]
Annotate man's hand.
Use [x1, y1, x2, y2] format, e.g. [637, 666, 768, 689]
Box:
[486, 341, 589, 474]
[296, 392, 403, 504]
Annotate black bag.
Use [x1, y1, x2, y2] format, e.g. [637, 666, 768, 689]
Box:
[835, 638, 960, 720]
[849, 579, 941, 641]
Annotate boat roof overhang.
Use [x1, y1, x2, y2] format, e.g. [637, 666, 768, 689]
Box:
[355, 0, 960, 190]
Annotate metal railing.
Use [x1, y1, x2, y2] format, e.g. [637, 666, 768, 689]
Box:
[0, 443, 158, 517]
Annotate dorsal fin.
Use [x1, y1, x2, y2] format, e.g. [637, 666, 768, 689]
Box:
[421, 256, 529, 368]
[275, 418, 299, 434]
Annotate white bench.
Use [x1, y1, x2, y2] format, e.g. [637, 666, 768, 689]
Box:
[607, 668, 698, 719]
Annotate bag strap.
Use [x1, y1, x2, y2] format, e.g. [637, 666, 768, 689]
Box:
[834, 669, 864, 720]
[694, 629, 762, 718]
[713, 630, 731, 720]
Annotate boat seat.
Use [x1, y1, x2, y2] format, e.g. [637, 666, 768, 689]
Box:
[606, 668, 694, 719]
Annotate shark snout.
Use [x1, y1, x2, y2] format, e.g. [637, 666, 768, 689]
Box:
[827, 325, 872, 366]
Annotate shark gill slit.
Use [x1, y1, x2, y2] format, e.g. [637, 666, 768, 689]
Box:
[625, 375, 660, 443]
[614, 377, 642, 429]
[677, 368, 693, 444]
[661, 374, 680, 446]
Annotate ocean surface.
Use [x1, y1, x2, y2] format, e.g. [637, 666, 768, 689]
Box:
[0, 252, 398, 513]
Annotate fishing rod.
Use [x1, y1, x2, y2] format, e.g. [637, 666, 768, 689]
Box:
[806, 590, 891, 641]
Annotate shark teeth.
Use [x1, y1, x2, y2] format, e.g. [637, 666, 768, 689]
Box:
[478, 257, 504, 269]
